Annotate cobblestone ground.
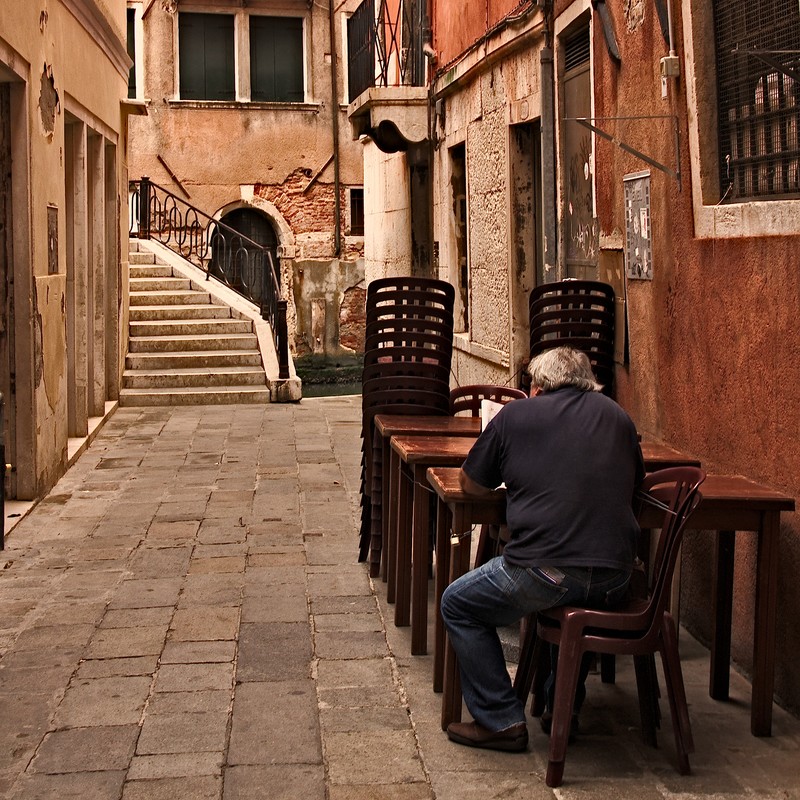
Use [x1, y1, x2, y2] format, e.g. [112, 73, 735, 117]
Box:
[0, 398, 798, 800]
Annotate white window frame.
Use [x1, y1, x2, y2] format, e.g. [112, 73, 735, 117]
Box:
[682, 0, 800, 238]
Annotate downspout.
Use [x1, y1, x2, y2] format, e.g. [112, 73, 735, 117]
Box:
[540, 2, 557, 283]
[424, 1, 435, 276]
[329, 0, 342, 256]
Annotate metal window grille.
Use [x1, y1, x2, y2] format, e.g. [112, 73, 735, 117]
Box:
[349, 188, 365, 236]
[714, 0, 800, 200]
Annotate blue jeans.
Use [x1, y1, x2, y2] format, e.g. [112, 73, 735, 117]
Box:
[440, 556, 631, 732]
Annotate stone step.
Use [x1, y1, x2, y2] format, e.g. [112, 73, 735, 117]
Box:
[125, 350, 263, 370]
[130, 290, 212, 306]
[130, 276, 193, 292]
[129, 333, 259, 353]
[129, 251, 156, 265]
[119, 386, 270, 406]
[130, 318, 253, 337]
[122, 366, 267, 389]
[129, 264, 174, 279]
[130, 305, 233, 321]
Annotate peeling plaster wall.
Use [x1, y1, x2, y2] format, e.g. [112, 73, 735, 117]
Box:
[292, 258, 365, 357]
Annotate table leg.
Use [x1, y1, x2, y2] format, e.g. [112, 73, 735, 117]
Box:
[433, 499, 451, 693]
[441, 508, 472, 730]
[710, 530, 735, 701]
[411, 464, 430, 655]
[752, 512, 779, 736]
[394, 462, 412, 627]
[380, 435, 391, 582]
[386, 449, 401, 604]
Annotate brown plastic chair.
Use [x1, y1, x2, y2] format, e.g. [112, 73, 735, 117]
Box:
[448, 384, 528, 417]
[445, 385, 528, 566]
[517, 466, 705, 787]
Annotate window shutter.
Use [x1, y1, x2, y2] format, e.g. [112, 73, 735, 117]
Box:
[251, 17, 304, 102]
[179, 13, 234, 101]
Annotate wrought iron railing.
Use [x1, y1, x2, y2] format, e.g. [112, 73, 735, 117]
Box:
[129, 177, 289, 380]
[347, 0, 427, 102]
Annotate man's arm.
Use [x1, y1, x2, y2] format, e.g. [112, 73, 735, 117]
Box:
[458, 467, 494, 496]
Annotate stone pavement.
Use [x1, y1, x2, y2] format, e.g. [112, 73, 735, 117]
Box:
[0, 397, 799, 800]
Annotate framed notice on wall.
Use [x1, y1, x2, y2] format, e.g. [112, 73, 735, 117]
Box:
[624, 171, 652, 280]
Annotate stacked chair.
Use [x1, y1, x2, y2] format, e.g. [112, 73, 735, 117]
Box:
[529, 279, 616, 395]
[358, 277, 456, 576]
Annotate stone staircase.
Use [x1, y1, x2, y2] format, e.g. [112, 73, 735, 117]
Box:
[121, 241, 271, 406]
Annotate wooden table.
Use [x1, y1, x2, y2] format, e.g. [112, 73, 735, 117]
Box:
[427, 466, 794, 736]
[389, 434, 478, 655]
[640, 440, 701, 469]
[371, 415, 481, 579]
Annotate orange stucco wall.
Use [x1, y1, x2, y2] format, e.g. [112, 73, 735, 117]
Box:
[591, 0, 800, 712]
[431, 0, 524, 66]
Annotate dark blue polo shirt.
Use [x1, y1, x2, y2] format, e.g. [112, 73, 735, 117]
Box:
[462, 387, 644, 570]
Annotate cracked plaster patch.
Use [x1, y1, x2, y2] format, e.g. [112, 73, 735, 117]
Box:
[39, 64, 59, 138]
[624, 0, 646, 31]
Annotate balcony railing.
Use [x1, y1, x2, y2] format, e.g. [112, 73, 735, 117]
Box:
[129, 177, 290, 380]
[347, 0, 427, 102]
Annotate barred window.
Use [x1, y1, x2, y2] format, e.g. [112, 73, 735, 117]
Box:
[714, 0, 800, 201]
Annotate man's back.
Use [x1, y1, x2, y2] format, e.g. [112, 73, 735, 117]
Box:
[462, 387, 643, 570]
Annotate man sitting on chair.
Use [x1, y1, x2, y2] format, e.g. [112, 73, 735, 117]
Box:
[441, 346, 644, 752]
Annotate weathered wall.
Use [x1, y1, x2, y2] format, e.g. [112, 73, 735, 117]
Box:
[362, 141, 413, 284]
[128, 0, 365, 358]
[1, 0, 128, 499]
[591, 0, 800, 713]
[292, 258, 365, 357]
[432, 23, 546, 389]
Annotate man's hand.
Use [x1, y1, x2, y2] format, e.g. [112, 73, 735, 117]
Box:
[458, 468, 494, 496]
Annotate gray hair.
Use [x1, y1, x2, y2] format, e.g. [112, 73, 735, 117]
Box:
[527, 346, 603, 393]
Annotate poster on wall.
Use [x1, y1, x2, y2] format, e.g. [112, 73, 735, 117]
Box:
[624, 171, 652, 280]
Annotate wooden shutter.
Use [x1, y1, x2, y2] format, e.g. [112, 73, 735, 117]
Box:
[251, 17, 304, 102]
[179, 13, 234, 101]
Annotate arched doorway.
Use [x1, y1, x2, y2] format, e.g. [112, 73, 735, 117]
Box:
[211, 207, 280, 309]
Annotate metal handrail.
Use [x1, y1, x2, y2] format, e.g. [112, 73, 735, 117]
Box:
[347, 0, 426, 102]
[129, 177, 289, 380]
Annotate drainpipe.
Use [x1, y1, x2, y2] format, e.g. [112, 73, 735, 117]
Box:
[540, 4, 557, 283]
[329, 0, 342, 257]
[424, 4, 435, 276]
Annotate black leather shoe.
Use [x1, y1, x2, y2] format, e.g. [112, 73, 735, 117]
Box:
[446, 721, 528, 752]
[538, 711, 579, 743]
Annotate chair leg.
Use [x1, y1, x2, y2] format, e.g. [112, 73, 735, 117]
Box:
[513, 614, 537, 703]
[660, 614, 694, 774]
[545, 636, 584, 788]
[633, 654, 660, 748]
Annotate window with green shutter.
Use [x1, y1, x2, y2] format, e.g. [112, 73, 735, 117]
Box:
[250, 16, 304, 102]
[179, 13, 235, 101]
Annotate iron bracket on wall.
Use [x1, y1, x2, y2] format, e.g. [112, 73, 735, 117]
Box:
[566, 115, 682, 190]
